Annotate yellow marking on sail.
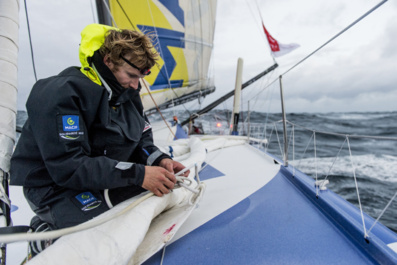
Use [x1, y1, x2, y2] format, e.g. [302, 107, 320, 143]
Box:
[109, 0, 173, 30]
[108, 0, 188, 88]
[168, 46, 188, 86]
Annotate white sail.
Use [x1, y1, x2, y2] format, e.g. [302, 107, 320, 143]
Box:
[0, 0, 19, 172]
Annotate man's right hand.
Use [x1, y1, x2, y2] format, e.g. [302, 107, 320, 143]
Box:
[142, 166, 177, 197]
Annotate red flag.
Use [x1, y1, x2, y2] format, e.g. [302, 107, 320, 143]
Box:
[262, 23, 299, 57]
[263, 24, 280, 52]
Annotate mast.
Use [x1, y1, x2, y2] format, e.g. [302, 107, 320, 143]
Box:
[95, 0, 113, 26]
[230, 58, 243, 135]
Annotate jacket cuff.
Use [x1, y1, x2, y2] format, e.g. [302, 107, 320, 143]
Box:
[117, 162, 145, 186]
[152, 154, 172, 166]
[147, 150, 171, 166]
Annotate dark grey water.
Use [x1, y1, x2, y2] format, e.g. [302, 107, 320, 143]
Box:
[17, 110, 397, 232]
[153, 110, 397, 232]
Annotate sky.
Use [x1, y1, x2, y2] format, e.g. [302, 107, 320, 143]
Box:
[16, 0, 397, 113]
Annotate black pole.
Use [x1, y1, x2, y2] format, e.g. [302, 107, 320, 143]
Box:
[180, 63, 278, 126]
[0, 170, 10, 265]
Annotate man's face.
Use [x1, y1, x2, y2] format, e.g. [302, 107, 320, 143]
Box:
[104, 55, 143, 90]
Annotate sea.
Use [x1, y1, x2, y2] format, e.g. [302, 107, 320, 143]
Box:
[16, 110, 397, 232]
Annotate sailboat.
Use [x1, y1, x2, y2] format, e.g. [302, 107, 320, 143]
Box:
[1, 0, 397, 264]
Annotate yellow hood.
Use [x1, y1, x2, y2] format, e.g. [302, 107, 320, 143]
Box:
[79, 23, 120, 85]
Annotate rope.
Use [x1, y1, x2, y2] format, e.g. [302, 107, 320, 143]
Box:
[115, 0, 137, 30]
[141, 80, 177, 139]
[89, 0, 97, 23]
[145, 0, 175, 118]
[100, 0, 118, 27]
[313, 132, 318, 195]
[346, 137, 367, 238]
[23, 0, 37, 82]
[367, 190, 397, 236]
[282, 0, 388, 77]
[248, 0, 389, 96]
[265, 118, 396, 237]
[0, 165, 201, 244]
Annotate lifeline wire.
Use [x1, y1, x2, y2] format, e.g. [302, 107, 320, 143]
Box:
[346, 137, 367, 238]
[270, 119, 397, 234]
[282, 0, 388, 77]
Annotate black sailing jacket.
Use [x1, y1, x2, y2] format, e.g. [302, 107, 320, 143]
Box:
[10, 64, 169, 191]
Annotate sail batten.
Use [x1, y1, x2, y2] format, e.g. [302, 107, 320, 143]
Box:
[0, 0, 19, 172]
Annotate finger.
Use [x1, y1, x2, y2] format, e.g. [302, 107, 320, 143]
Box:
[163, 178, 175, 190]
[164, 171, 177, 184]
[166, 163, 174, 173]
[158, 185, 171, 195]
[154, 189, 163, 197]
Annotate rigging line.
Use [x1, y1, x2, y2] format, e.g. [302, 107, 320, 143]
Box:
[101, 0, 118, 27]
[346, 136, 368, 238]
[292, 125, 295, 176]
[114, 0, 191, 117]
[247, 70, 276, 108]
[145, 0, 172, 89]
[142, 80, 177, 139]
[313, 132, 319, 196]
[198, 0, 205, 94]
[145, 0, 180, 117]
[23, 0, 37, 82]
[322, 138, 347, 184]
[274, 123, 284, 159]
[90, 0, 97, 23]
[367, 190, 397, 235]
[282, 0, 388, 77]
[115, 0, 136, 30]
[257, 0, 389, 92]
[296, 132, 314, 172]
[253, 0, 276, 61]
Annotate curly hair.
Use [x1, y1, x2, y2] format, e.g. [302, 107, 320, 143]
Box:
[99, 29, 158, 70]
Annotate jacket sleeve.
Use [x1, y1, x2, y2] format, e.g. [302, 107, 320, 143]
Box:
[26, 74, 145, 190]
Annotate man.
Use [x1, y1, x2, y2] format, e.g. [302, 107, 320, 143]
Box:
[10, 24, 188, 239]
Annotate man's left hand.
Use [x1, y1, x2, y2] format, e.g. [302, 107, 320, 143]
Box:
[159, 158, 190, 177]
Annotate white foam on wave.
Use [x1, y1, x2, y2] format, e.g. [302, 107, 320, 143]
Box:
[291, 154, 397, 183]
[319, 112, 395, 121]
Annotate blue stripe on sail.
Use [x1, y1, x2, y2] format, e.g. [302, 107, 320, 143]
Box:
[151, 81, 184, 90]
[137, 25, 185, 90]
[158, 0, 184, 26]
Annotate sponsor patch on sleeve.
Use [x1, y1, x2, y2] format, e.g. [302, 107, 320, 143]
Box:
[143, 121, 152, 133]
[57, 114, 85, 142]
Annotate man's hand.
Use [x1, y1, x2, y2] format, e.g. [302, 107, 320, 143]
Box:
[142, 166, 176, 197]
[159, 158, 190, 177]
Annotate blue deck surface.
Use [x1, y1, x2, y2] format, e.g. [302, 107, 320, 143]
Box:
[144, 165, 397, 264]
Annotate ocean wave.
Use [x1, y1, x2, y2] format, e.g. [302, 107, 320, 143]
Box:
[291, 154, 397, 183]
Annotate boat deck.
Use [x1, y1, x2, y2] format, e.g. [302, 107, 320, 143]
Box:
[144, 143, 397, 264]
